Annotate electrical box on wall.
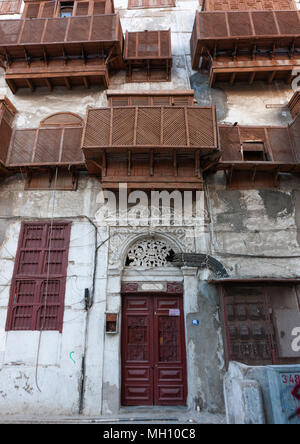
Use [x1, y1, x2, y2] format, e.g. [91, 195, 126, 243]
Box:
[105, 313, 118, 334]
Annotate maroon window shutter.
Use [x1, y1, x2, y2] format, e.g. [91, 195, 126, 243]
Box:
[6, 222, 71, 332]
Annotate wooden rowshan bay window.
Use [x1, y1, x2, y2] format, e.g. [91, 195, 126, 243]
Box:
[212, 115, 300, 189]
[124, 30, 172, 82]
[201, 0, 296, 11]
[6, 222, 71, 332]
[22, 0, 114, 18]
[0, 0, 22, 14]
[216, 281, 300, 366]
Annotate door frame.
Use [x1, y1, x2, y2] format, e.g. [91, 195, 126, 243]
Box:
[121, 289, 188, 406]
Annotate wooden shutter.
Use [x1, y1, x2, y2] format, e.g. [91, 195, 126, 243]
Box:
[128, 0, 175, 8]
[40, 1, 56, 18]
[23, 2, 41, 18]
[0, 0, 22, 14]
[6, 222, 71, 332]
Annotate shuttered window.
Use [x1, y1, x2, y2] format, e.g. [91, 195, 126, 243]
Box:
[0, 0, 22, 14]
[23, 2, 40, 18]
[128, 0, 175, 9]
[6, 222, 71, 332]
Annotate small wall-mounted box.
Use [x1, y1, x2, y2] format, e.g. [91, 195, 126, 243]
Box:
[105, 313, 118, 334]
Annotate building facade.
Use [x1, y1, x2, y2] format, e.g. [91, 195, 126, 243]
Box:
[0, 0, 299, 422]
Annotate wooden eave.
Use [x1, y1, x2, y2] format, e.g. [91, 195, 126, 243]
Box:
[191, 10, 300, 70]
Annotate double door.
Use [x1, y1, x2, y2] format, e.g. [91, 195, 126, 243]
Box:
[121, 293, 187, 406]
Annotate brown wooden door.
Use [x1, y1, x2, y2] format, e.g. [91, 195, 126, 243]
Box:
[121, 293, 187, 406]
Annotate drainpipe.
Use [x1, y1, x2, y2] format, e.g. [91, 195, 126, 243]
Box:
[77, 216, 98, 415]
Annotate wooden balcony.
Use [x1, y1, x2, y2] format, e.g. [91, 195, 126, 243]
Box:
[191, 10, 300, 85]
[0, 13, 123, 92]
[124, 30, 172, 82]
[288, 91, 300, 118]
[209, 115, 300, 188]
[6, 113, 85, 169]
[202, 0, 296, 11]
[82, 105, 219, 189]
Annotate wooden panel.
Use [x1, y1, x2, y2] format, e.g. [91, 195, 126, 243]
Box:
[288, 92, 300, 119]
[6, 222, 71, 333]
[125, 30, 172, 59]
[203, 0, 296, 11]
[25, 169, 78, 190]
[121, 295, 154, 405]
[191, 10, 300, 72]
[222, 285, 300, 366]
[267, 127, 295, 162]
[0, 0, 22, 14]
[122, 294, 187, 406]
[128, 0, 176, 9]
[289, 113, 300, 162]
[83, 106, 218, 151]
[7, 126, 84, 167]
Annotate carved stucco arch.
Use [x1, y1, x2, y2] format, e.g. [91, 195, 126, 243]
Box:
[120, 232, 184, 269]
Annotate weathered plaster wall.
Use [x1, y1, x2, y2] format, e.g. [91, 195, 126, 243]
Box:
[204, 186, 300, 279]
[0, 174, 108, 415]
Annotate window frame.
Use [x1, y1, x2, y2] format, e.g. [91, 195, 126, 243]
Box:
[5, 221, 72, 333]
